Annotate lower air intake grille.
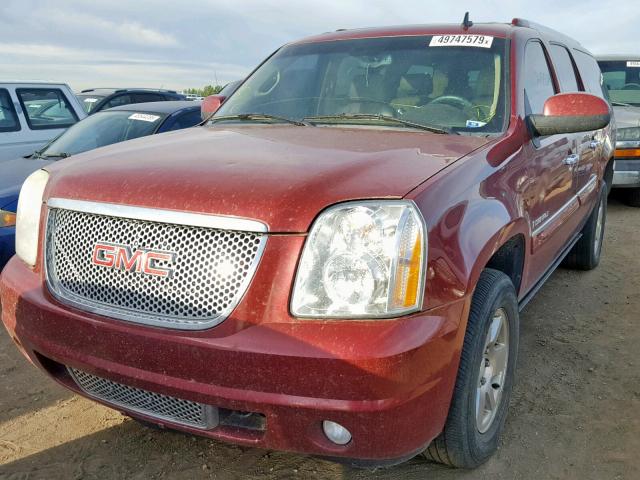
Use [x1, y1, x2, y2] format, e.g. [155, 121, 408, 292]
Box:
[68, 368, 217, 429]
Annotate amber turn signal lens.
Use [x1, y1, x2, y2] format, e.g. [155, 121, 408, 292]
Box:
[0, 210, 17, 227]
[615, 149, 640, 159]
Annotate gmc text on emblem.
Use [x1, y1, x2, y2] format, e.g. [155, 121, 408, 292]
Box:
[91, 242, 176, 278]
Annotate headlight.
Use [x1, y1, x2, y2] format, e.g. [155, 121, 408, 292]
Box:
[616, 127, 640, 149]
[16, 169, 49, 267]
[291, 200, 426, 318]
[0, 210, 16, 227]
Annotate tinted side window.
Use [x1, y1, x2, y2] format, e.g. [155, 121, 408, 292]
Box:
[524, 42, 556, 114]
[16, 88, 78, 130]
[573, 50, 606, 99]
[0, 89, 20, 132]
[132, 93, 165, 103]
[166, 110, 201, 131]
[103, 94, 132, 109]
[549, 45, 579, 92]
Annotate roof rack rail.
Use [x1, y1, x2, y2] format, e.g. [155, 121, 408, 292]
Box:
[511, 18, 580, 46]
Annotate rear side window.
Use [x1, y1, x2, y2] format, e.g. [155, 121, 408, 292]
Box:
[103, 94, 132, 109]
[0, 89, 20, 132]
[165, 110, 202, 131]
[16, 88, 78, 130]
[573, 50, 606, 99]
[132, 93, 166, 103]
[524, 41, 556, 114]
[549, 45, 580, 92]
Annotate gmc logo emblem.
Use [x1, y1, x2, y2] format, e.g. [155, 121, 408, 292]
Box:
[91, 242, 176, 278]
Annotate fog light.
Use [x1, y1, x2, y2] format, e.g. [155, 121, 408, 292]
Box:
[322, 420, 352, 445]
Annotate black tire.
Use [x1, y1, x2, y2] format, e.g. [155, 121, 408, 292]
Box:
[563, 186, 607, 270]
[423, 269, 519, 468]
[622, 188, 640, 207]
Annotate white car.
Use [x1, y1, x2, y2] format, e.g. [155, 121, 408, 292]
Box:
[0, 81, 86, 161]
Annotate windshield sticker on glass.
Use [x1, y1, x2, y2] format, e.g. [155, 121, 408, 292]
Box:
[627, 61, 640, 68]
[430, 35, 493, 48]
[84, 98, 99, 103]
[466, 120, 488, 128]
[128, 113, 160, 122]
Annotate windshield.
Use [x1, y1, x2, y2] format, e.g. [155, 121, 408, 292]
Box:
[599, 60, 640, 106]
[77, 94, 106, 113]
[41, 110, 165, 157]
[215, 35, 509, 134]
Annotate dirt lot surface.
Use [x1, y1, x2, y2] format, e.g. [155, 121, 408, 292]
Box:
[0, 197, 638, 480]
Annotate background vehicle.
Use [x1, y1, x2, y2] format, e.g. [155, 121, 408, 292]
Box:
[0, 81, 86, 161]
[1, 19, 613, 471]
[0, 101, 201, 271]
[597, 55, 640, 206]
[75, 88, 186, 115]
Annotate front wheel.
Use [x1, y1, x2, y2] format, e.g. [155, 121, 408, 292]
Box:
[423, 269, 519, 468]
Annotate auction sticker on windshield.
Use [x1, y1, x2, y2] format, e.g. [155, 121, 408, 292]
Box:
[128, 113, 160, 122]
[627, 61, 640, 68]
[430, 35, 493, 48]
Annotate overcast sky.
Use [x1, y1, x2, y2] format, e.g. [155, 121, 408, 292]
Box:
[1, 0, 638, 92]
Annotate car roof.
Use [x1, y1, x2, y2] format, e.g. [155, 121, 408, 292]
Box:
[103, 101, 201, 114]
[596, 54, 640, 62]
[0, 80, 70, 86]
[290, 19, 585, 50]
[77, 88, 180, 95]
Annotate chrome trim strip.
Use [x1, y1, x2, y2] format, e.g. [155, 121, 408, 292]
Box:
[577, 175, 597, 203]
[532, 176, 599, 239]
[47, 198, 268, 233]
[616, 140, 640, 149]
[532, 198, 576, 238]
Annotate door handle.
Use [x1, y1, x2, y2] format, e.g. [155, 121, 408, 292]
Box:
[589, 140, 601, 150]
[564, 154, 579, 166]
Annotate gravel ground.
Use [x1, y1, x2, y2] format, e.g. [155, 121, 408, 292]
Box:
[0, 196, 638, 480]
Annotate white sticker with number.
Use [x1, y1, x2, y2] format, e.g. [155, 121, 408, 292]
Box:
[430, 35, 493, 48]
[128, 113, 160, 122]
[627, 61, 640, 68]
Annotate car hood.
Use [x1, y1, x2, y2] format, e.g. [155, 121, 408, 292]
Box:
[613, 105, 640, 129]
[0, 157, 53, 211]
[45, 125, 489, 232]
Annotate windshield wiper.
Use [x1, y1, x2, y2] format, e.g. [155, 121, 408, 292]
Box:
[208, 113, 311, 127]
[38, 152, 71, 159]
[303, 113, 454, 134]
[611, 101, 634, 107]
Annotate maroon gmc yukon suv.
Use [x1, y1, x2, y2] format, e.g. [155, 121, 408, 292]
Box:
[1, 18, 614, 469]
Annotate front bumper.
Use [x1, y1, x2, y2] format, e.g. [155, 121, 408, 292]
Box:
[0, 256, 468, 464]
[613, 159, 640, 188]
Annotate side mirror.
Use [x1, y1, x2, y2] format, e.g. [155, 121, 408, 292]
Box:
[201, 94, 227, 121]
[528, 92, 610, 137]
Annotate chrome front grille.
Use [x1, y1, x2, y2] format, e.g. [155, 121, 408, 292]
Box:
[68, 368, 217, 429]
[45, 199, 267, 330]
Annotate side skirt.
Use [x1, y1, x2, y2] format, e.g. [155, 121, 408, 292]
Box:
[518, 233, 582, 312]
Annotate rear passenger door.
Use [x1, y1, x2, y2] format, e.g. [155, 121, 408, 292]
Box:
[523, 40, 579, 270]
[550, 44, 598, 199]
[0, 88, 24, 161]
[3, 87, 80, 160]
[572, 50, 609, 198]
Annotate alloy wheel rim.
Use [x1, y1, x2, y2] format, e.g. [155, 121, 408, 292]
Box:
[475, 307, 509, 434]
[594, 201, 604, 255]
